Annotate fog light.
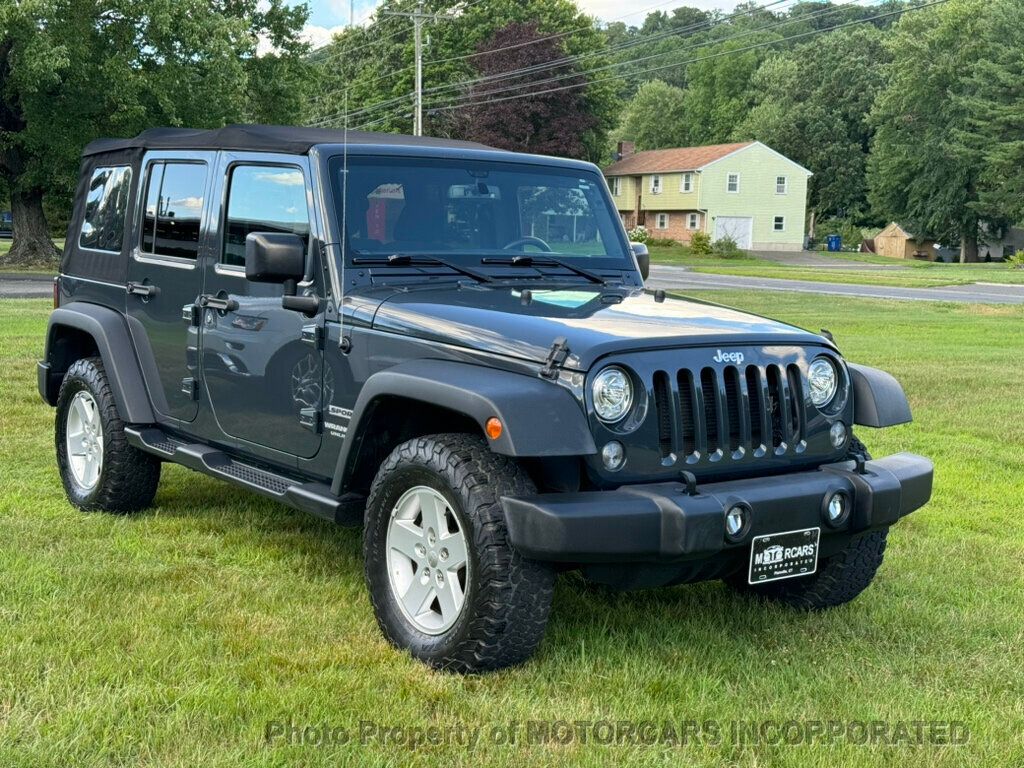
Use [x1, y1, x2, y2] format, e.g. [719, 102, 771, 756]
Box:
[825, 491, 849, 527]
[601, 441, 625, 471]
[829, 421, 848, 449]
[724, 504, 750, 541]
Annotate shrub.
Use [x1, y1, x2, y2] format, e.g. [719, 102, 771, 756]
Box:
[690, 230, 712, 255]
[1006, 251, 1024, 269]
[627, 225, 649, 244]
[647, 237, 677, 247]
[712, 235, 743, 259]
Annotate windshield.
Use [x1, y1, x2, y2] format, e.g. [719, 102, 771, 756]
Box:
[330, 156, 630, 266]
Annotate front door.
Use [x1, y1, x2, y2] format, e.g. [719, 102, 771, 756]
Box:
[199, 154, 324, 460]
[126, 154, 215, 424]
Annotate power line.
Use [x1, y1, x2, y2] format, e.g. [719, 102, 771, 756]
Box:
[425, 0, 949, 115]
[309, 0, 800, 131]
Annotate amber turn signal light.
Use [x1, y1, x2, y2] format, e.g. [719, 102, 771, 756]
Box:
[485, 417, 502, 440]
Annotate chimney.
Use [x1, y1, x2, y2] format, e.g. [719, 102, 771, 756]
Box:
[616, 141, 635, 161]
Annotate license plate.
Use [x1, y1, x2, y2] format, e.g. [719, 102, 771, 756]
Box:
[748, 527, 820, 584]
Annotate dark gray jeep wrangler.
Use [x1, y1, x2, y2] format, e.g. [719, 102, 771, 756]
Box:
[39, 125, 933, 672]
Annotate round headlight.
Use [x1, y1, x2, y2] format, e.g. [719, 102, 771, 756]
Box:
[808, 357, 838, 407]
[592, 367, 633, 423]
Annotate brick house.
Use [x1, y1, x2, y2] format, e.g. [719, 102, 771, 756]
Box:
[604, 140, 811, 251]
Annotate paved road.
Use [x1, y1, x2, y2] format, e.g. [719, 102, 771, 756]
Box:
[4, 268, 1023, 304]
[0, 273, 52, 298]
[649, 265, 1024, 305]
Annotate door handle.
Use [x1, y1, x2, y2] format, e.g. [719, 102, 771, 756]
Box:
[127, 281, 159, 298]
[198, 294, 239, 312]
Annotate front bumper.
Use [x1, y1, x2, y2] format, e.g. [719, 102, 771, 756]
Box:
[501, 453, 932, 563]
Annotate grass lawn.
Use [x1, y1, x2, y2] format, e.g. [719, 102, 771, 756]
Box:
[2, 295, 1022, 767]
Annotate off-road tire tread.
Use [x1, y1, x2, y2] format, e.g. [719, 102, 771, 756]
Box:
[56, 357, 160, 513]
[364, 433, 554, 673]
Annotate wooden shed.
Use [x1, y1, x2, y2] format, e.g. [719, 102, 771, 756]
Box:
[874, 222, 937, 260]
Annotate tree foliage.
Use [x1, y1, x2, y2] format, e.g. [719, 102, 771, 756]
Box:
[614, 80, 688, 151]
[867, 0, 988, 260]
[0, 0, 309, 266]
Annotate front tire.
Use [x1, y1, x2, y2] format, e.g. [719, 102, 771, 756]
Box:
[363, 434, 554, 673]
[55, 357, 161, 513]
[726, 433, 887, 609]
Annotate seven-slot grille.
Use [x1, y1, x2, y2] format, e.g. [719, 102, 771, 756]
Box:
[653, 363, 805, 461]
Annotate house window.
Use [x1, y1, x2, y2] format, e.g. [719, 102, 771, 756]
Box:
[656, 213, 670, 230]
[687, 213, 699, 230]
[610, 177, 621, 196]
[140, 162, 208, 260]
[727, 173, 740, 193]
[222, 165, 310, 268]
[776, 175, 788, 194]
[682, 173, 693, 193]
[773, 216, 785, 232]
[650, 175, 662, 194]
[79, 166, 132, 253]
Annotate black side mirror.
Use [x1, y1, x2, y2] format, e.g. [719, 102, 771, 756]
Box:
[245, 232, 306, 285]
[631, 241, 650, 281]
[245, 232, 320, 315]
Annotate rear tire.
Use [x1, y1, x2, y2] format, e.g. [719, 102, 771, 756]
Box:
[363, 434, 554, 673]
[55, 357, 161, 513]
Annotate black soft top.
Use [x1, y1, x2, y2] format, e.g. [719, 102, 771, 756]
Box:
[82, 124, 491, 157]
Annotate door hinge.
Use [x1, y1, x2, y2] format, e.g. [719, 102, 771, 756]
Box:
[539, 336, 570, 380]
[301, 323, 324, 349]
[299, 407, 322, 433]
[180, 377, 199, 400]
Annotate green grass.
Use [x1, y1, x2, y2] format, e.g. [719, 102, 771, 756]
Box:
[646, 243, 763, 267]
[2, 296, 1022, 767]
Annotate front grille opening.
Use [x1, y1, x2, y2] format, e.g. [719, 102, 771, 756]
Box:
[678, 369, 696, 455]
[746, 365, 764, 448]
[653, 370, 672, 458]
[700, 367, 720, 452]
[724, 366, 742, 451]
[787, 363, 804, 442]
[767, 364, 785, 448]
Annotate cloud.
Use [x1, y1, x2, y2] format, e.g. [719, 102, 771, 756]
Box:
[252, 170, 306, 187]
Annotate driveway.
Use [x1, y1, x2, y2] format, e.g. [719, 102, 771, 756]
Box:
[649, 265, 1024, 305]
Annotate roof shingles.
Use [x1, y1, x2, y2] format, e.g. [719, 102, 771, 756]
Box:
[604, 141, 753, 176]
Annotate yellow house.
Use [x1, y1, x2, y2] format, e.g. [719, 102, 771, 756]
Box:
[604, 140, 811, 251]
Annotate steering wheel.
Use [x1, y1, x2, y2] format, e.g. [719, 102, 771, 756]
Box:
[502, 236, 552, 252]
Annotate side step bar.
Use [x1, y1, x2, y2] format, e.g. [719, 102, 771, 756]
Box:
[126, 427, 364, 525]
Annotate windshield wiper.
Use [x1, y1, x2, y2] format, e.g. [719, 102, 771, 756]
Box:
[480, 255, 607, 285]
[352, 253, 493, 283]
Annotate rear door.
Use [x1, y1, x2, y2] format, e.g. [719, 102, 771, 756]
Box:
[198, 152, 324, 460]
[126, 153, 215, 424]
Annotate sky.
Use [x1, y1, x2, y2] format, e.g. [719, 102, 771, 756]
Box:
[299, 0, 745, 48]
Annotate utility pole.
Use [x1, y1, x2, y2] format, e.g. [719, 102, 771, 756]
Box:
[383, 2, 456, 136]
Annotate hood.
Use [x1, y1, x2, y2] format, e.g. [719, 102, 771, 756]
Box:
[371, 284, 831, 369]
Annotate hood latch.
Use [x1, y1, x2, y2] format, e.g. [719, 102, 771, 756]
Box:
[539, 336, 570, 380]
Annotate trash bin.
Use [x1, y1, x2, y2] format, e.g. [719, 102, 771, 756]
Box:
[826, 234, 842, 252]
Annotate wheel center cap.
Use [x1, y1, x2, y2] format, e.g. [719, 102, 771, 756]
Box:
[427, 551, 439, 568]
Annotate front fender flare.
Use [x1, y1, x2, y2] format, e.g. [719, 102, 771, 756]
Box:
[848, 363, 912, 428]
[331, 359, 596, 495]
[41, 303, 154, 424]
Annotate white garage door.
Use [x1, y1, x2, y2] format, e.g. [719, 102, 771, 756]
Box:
[715, 216, 753, 249]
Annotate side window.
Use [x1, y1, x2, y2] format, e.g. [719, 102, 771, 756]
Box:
[79, 166, 132, 252]
[223, 165, 310, 267]
[140, 162, 207, 260]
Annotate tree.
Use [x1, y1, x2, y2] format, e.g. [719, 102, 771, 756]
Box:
[615, 80, 688, 151]
[453, 21, 605, 160]
[0, 0, 309, 267]
[959, 0, 1024, 227]
[738, 26, 889, 220]
[868, 0, 988, 261]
